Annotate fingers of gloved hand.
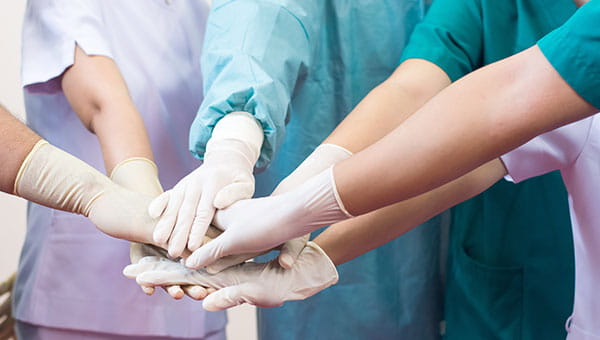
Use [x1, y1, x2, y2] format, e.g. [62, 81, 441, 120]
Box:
[137, 271, 193, 287]
[139, 285, 155, 295]
[186, 188, 219, 252]
[182, 285, 209, 300]
[185, 233, 230, 269]
[278, 234, 310, 269]
[122, 257, 162, 278]
[212, 179, 254, 210]
[167, 185, 205, 257]
[205, 251, 266, 274]
[148, 191, 170, 219]
[202, 283, 279, 311]
[164, 285, 184, 299]
[153, 189, 185, 246]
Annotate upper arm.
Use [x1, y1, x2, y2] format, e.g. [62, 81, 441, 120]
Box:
[60, 46, 131, 129]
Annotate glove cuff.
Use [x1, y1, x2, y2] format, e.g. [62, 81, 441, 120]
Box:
[305, 241, 339, 286]
[206, 111, 264, 168]
[110, 157, 163, 197]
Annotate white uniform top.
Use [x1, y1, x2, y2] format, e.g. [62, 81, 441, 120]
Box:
[15, 1, 226, 338]
[501, 115, 599, 340]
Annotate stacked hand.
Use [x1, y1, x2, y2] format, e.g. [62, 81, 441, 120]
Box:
[123, 242, 338, 310]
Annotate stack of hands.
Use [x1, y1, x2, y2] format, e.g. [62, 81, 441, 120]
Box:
[121, 113, 353, 311]
[11, 113, 353, 311]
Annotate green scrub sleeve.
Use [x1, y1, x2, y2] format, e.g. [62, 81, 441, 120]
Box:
[189, 0, 322, 168]
[398, 0, 483, 82]
[537, 0, 600, 110]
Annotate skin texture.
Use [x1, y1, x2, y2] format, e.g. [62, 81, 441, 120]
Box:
[0, 104, 41, 194]
[334, 46, 596, 216]
[316, 159, 507, 265]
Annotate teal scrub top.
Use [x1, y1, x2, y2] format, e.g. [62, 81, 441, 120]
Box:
[401, 0, 578, 339]
[191, 1, 447, 339]
[539, 0, 600, 110]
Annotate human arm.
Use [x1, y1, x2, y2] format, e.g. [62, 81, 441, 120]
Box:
[124, 158, 506, 310]
[149, 0, 325, 258]
[185, 42, 596, 268]
[61, 45, 154, 173]
[324, 59, 450, 153]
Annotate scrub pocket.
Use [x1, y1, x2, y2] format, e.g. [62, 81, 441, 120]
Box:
[444, 245, 524, 340]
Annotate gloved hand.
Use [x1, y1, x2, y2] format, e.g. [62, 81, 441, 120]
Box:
[205, 144, 352, 273]
[123, 242, 338, 311]
[14, 140, 156, 243]
[110, 158, 187, 298]
[150, 112, 264, 258]
[184, 166, 354, 269]
[0, 273, 15, 340]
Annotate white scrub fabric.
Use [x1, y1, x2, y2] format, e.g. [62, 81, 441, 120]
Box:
[14, 1, 225, 338]
[501, 115, 600, 340]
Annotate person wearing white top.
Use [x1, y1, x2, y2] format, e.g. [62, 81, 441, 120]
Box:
[14, 1, 225, 339]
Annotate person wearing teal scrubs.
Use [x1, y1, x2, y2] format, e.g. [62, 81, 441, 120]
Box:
[190, 1, 446, 339]
[398, 0, 580, 339]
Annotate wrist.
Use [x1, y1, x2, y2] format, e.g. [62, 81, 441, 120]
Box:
[110, 157, 163, 197]
[287, 168, 354, 237]
[274, 144, 353, 195]
[206, 112, 264, 169]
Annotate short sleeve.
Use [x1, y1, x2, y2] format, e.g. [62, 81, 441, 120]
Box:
[399, 0, 483, 82]
[22, 0, 112, 93]
[537, 0, 600, 109]
[501, 117, 593, 183]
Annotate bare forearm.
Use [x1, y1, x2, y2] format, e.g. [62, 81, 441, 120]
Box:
[336, 46, 596, 215]
[324, 59, 450, 153]
[0, 104, 42, 193]
[316, 159, 506, 265]
[61, 46, 153, 173]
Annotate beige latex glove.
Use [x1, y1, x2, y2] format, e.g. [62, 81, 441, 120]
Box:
[14, 140, 155, 243]
[206, 144, 353, 274]
[150, 112, 263, 257]
[0, 273, 15, 340]
[110, 158, 185, 298]
[123, 242, 338, 311]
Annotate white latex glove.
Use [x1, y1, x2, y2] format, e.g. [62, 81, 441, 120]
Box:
[206, 144, 352, 273]
[150, 112, 263, 258]
[185, 167, 353, 269]
[14, 140, 156, 244]
[123, 242, 338, 311]
[0, 273, 15, 340]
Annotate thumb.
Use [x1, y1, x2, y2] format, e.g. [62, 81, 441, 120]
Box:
[148, 191, 170, 219]
[278, 234, 309, 269]
[185, 233, 230, 269]
[202, 284, 253, 311]
[213, 182, 254, 209]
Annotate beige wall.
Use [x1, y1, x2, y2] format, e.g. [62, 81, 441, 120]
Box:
[0, 2, 256, 339]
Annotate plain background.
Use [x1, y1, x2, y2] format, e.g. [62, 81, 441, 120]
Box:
[0, 2, 257, 339]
